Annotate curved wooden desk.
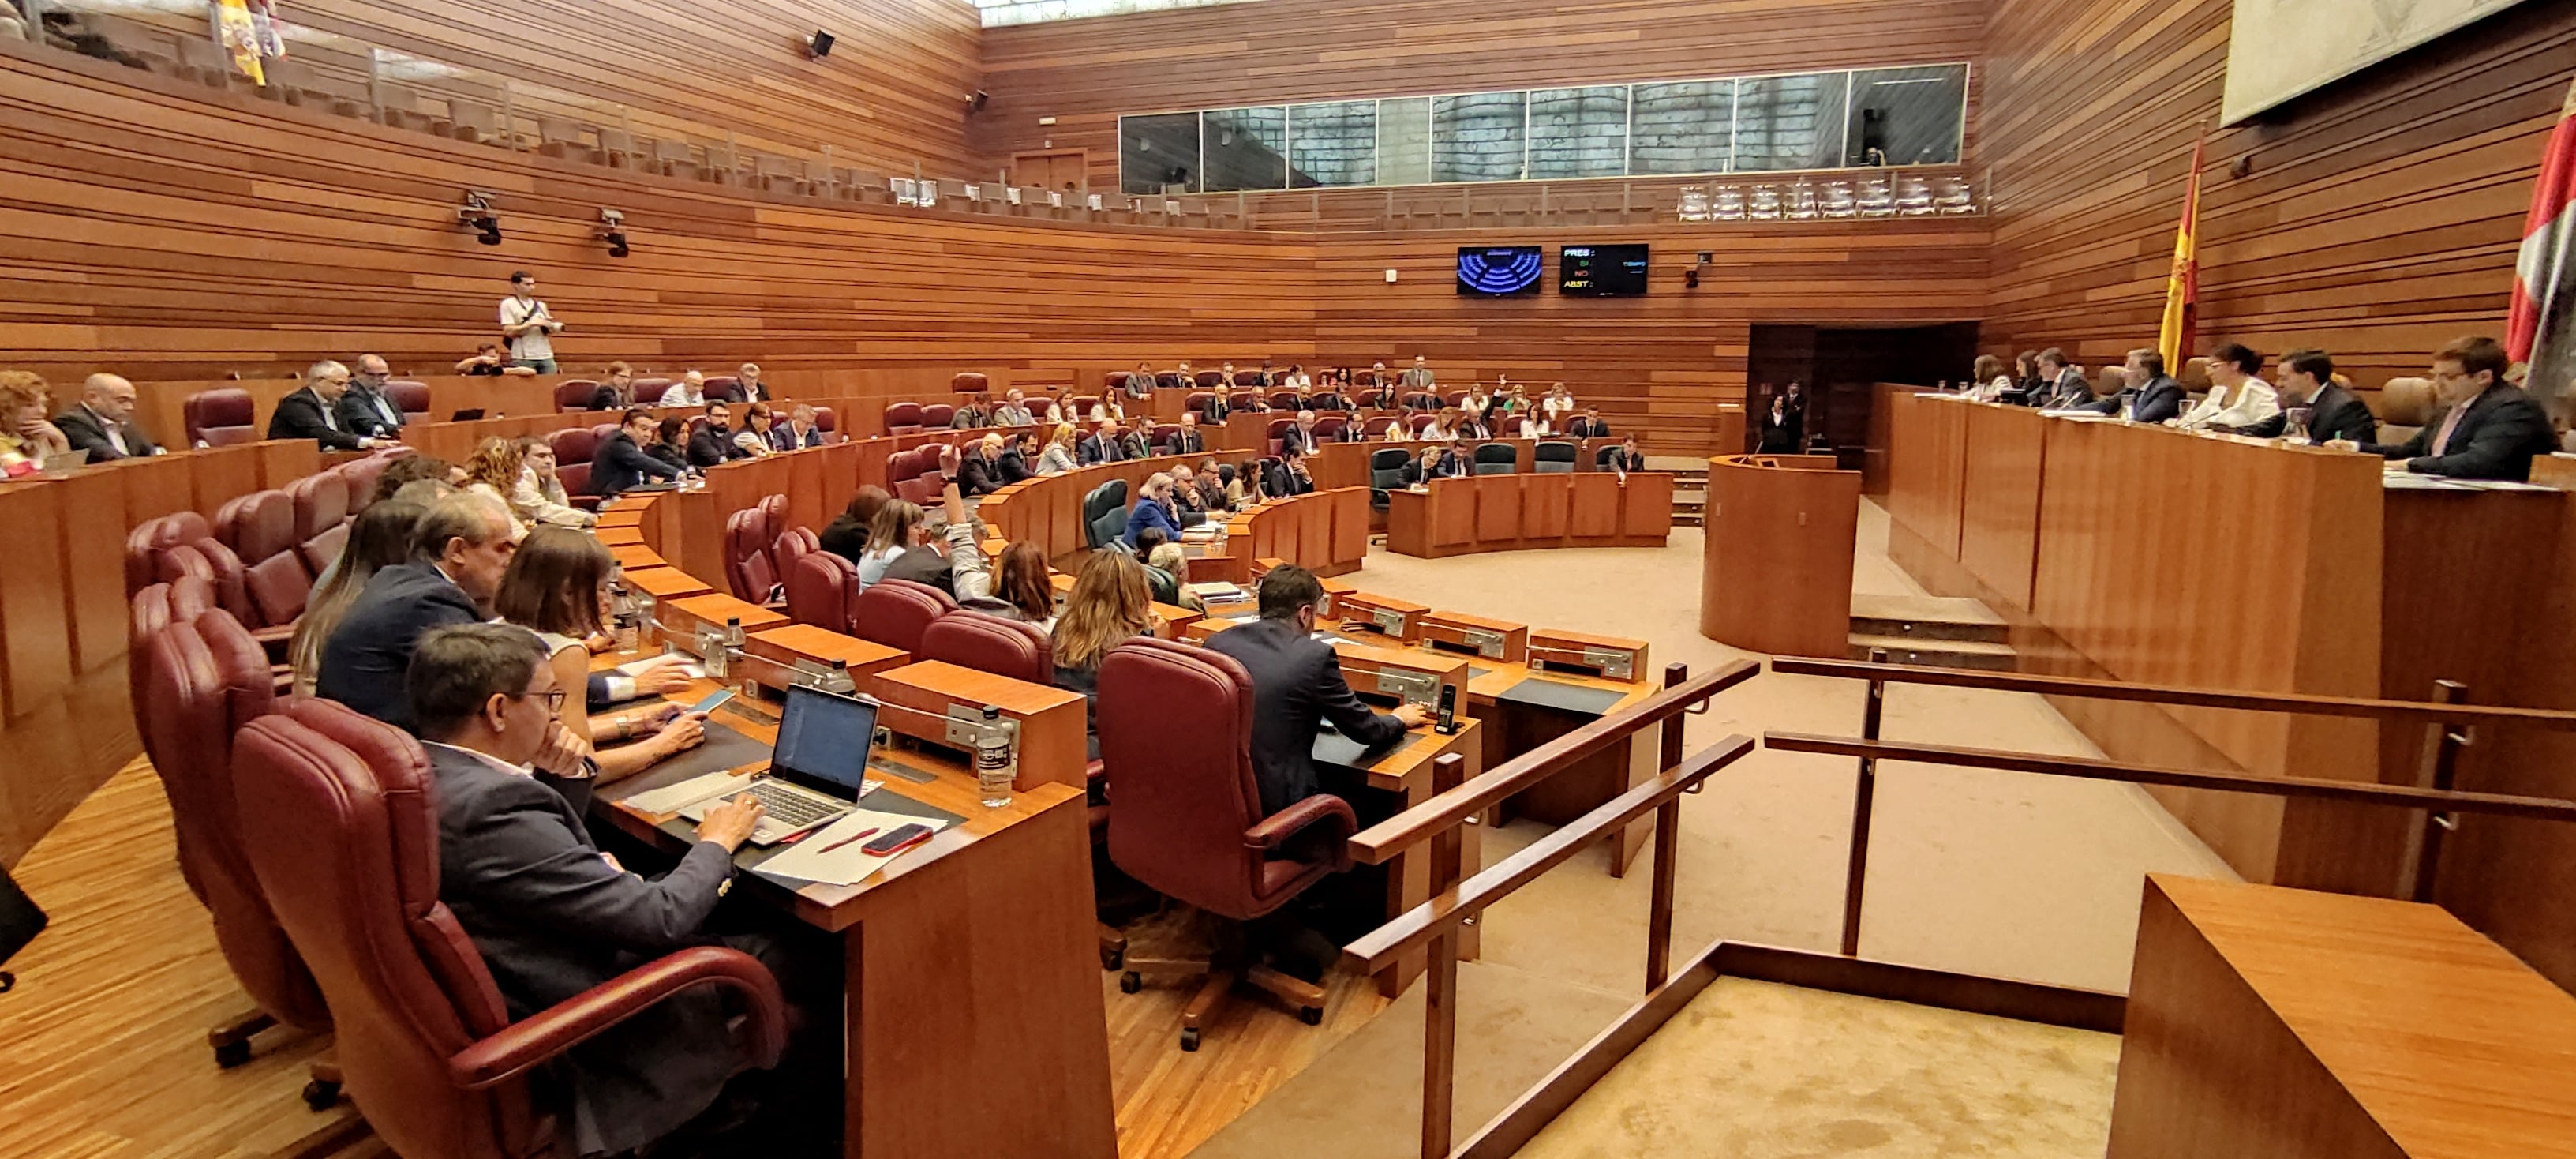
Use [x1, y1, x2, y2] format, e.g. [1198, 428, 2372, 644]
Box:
[1384, 471, 1672, 557]
[1698, 453, 1859, 658]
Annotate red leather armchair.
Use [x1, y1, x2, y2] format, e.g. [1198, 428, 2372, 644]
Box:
[1095, 638, 1355, 1049]
[230, 699, 786, 1159]
[918, 611, 1050, 683]
[722, 505, 779, 604]
[139, 609, 338, 1099]
[784, 551, 862, 634]
[126, 511, 214, 596]
[286, 473, 350, 545]
[553, 380, 600, 413]
[921, 403, 957, 429]
[185, 388, 258, 448]
[953, 372, 990, 396]
[852, 579, 955, 655]
[883, 401, 923, 436]
[384, 381, 432, 417]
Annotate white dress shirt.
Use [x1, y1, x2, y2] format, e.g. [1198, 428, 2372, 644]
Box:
[2177, 377, 2282, 430]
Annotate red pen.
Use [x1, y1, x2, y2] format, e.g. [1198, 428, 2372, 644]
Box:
[814, 827, 881, 855]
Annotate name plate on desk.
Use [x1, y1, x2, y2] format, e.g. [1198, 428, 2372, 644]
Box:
[1528, 630, 1648, 681]
[1334, 641, 1466, 710]
[1421, 611, 1529, 664]
[1336, 591, 1428, 642]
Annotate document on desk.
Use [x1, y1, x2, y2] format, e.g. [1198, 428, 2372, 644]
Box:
[2380, 474, 2477, 491]
[754, 808, 949, 887]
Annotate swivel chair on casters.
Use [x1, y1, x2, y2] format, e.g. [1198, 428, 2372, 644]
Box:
[1096, 639, 1357, 1050]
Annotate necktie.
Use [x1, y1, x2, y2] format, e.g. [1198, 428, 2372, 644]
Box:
[2431, 399, 2472, 456]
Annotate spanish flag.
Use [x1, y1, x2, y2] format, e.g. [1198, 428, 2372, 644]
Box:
[2158, 130, 2207, 372]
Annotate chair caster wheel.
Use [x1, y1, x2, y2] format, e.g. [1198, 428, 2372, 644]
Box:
[1300, 1006, 1324, 1026]
[302, 1079, 341, 1111]
[214, 1040, 252, 1069]
[1102, 945, 1124, 970]
[1179, 1028, 1200, 1052]
[1118, 971, 1141, 994]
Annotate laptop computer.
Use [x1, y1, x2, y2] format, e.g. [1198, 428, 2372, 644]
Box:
[680, 684, 881, 845]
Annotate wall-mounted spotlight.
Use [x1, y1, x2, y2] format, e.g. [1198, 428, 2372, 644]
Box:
[1685, 250, 1711, 289]
[805, 30, 836, 59]
[597, 208, 630, 259]
[456, 192, 502, 246]
[968, 89, 990, 114]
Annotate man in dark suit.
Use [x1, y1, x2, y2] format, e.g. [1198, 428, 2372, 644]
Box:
[1266, 444, 1316, 497]
[1115, 425, 1151, 462]
[1170, 413, 1208, 456]
[2271, 348, 2376, 444]
[996, 434, 1033, 484]
[406, 624, 797, 1157]
[772, 403, 826, 451]
[1279, 411, 1320, 457]
[954, 434, 1005, 497]
[1121, 362, 1155, 399]
[2346, 336, 2559, 480]
[2031, 348, 2091, 410]
[1565, 408, 1612, 440]
[2076, 349, 2186, 423]
[1204, 566, 1428, 816]
[687, 403, 752, 469]
[268, 360, 384, 451]
[336, 354, 408, 439]
[1077, 422, 1125, 466]
[593, 409, 686, 497]
[316, 497, 516, 730]
[52, 373, 160, 459]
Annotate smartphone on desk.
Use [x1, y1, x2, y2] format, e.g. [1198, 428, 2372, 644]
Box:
[861, 823, 935, 857]
[687, 689, 736, 717]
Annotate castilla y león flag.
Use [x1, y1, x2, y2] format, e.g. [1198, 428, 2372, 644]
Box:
[2508, 76, 2576, 422]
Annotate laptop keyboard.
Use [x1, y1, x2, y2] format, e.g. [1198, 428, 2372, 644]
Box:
[748, 780, 843, 827]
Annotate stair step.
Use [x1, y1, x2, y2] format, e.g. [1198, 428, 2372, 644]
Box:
[1846, 594, 2007, 644]
[1847, 632, 2016, 671]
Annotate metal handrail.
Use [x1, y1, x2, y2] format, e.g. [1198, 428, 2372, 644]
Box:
[1769, 657, 2576, 731]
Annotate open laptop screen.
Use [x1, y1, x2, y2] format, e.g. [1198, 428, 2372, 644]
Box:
[771, 685, 879, 795]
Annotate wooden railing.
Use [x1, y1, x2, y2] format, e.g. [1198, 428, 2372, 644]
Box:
[1339, 660, 1758, 1159]
[1769, 655, 2576, 951]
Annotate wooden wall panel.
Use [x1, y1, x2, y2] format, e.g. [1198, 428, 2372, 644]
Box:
[1979, 0, 2576, 395]
[74, 0, 980, 175]
[972, 0, 1986, 192]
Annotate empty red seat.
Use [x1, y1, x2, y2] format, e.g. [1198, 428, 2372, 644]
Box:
[785, 552, 861, 635]
[217, 490, 298, 565]
[286, 473, 350, 545]
[918, 611, 1050, 684]
[884, 401, 923, 435]
[556, 380, 601, 412]
[852, 579, 955, 655]
[185, 389, 258, 448]
[383, 381, 431, 416]
[922, 404, 956, 429]
[953, 372, 990, 396]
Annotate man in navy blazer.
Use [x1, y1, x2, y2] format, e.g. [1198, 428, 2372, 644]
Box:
[2347, 336, 2559, 481]
[2271, 348, 2378, 444]
[1204, 567, 1428, 816]
[2075, 349, 2186, 423]
[52, 373, 160, 459]
[1077, 422, 1129, 465]
[315, 497, 519, 730]
[407, 624, 784, 1157]
[267, 360, 384, 451]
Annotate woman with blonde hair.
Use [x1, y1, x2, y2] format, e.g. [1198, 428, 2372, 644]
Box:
[1051, 552, 1154, 755]
[1035, 422, 1080, 474]
[0, 370, 69, 478]
[494, 528, 706, 782]
[461, 437, 532, 534]
[857, 498, 927, 587]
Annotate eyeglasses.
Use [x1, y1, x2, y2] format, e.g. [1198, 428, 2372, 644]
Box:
[519, 688, 567, 713]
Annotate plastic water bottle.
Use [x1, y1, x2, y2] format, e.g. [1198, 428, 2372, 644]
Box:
[975, 705, 1015, 808]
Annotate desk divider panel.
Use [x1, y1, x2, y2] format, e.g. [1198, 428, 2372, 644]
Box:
[1522, 473, 1573, 539]
[114, 454, 197, 528]
[252, 440, 322, 491]
[186, 441, 266, 519]
[1475, 474, 1522, 542]
[1568, 474, 1622, 539]
[1619, 472, 1674, 541]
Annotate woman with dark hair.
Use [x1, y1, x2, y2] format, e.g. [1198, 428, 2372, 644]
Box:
[646, 415, 691, 473]
[961, 541, 1057, 630]
[494, 527, 706, 782]
[733, 403, 780, 458]
[290, 498, 427, 695]
[2014, 350, 2042, 399]
[819, 486, 889, 565]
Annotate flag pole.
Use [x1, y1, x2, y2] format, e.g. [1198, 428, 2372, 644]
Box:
[2158, 126, 2207, 374]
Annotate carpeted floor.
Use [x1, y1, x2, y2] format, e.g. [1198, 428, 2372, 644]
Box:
[1189, 498, 2230, 1157]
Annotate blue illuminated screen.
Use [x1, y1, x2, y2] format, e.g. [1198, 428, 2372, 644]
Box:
[1455, 246, 1544, 296]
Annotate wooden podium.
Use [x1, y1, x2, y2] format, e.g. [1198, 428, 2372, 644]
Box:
[1698, 453, 1859, 658]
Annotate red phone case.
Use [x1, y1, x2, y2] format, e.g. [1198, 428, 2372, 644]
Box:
[863, 825, 934, 857]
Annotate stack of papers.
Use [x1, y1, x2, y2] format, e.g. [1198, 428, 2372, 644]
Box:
[1180, 524, 1221, 542]
[755, 808, 951, 886]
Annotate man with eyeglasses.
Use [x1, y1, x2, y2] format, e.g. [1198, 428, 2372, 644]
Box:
[317, 495, 522, 730]
[336, 353, 408, 439]
[2332, 335, 2557, 481]
[408, 622, 779, 1157]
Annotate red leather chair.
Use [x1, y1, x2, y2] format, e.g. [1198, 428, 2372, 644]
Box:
[921, 403, 956, 429]
[1155, 373, 1185, 391]
[723, 505, 778, 603]
[1352, 369, 1379, 388]
[1227, 391, 1260, 413]
[1443, 390, 1471, 408]
[701, 375, 743, 403]
[1099, 371, 1126, 393]
[953, 372, 990, 396]
[1355, 388, 1387, 408]
[126, 511, 215, 596]
[185, 388, 259, 448]
[1264, 418, 1294, 456]
[883, 401, 923, 436]
[553, 380, 600, 413]
[632, 377, 673, 403]
[770, 526, 819, 585]
[140, 609, 338, 1094]
[230, 698, 785, 1159]
[335, 454, 394, 513]
[300, 523, 350, 579]
[852, 579, 954, 655]
[217, 490, 297, 563]
[1184, 392, 1214, 415]
[1097, 638, 1354, 1049]
[128, 576, 216, 713]
[286, 473, 350, 546]
[1363, 416, 1398, 439]
[1312, 415, 1350, 442]
[1193, 371, 1225, 389]
[1232, 371, 1264, 388]
[1267, 391, 1300, 410]
[1149, 423, 1181, 452]
[1069, 396, 1102, 420]
[1407, 414, 1437, 435]
[784, 552, 862, 635]
[158, 528, 260, 630]
[384, 381, 432, 418]
[812, 407, 838, 441]
[917, 611, 1050, 683]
